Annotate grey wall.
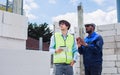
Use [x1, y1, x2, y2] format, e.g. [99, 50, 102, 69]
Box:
[0, 10, 51, 75]
[0, 50, 50, 75]
[97, 23, 120, 75]
[0, 10, 28, 49]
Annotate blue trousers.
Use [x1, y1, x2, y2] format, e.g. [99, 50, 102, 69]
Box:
[85, 65, 102, 75]
[54, 64, 73, 75]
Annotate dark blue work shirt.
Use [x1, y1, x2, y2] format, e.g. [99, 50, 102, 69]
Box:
[78, 32, 104, 67]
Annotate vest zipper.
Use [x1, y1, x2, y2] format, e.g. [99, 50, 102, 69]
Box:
[64, 37, 67, 63]
[62, 34, 68, 64]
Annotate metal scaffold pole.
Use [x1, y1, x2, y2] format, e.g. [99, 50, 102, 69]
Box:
[6, 0, 9, 11]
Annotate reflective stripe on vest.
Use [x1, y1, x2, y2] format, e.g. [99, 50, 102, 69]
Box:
[53, 32, 74, 64]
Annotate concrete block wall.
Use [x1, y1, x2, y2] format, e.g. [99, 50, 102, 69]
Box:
[0, 10, 28, 49]
[0, 50, 50, 75]
[97, 23, 120, 75]
[0, 10, 51, 75]
[0, 10, 3, 35]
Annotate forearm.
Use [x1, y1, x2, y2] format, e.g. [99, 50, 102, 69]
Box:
[84, 43, 102, 54]
[49, 35, 56, 54]
[49, 48, 55, 54]
[73, 52, 78, 62]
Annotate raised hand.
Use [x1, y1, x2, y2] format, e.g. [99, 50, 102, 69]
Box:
[76, 37, 88, 47]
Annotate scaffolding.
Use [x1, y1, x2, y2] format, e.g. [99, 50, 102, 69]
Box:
[0, 0, 23, 15]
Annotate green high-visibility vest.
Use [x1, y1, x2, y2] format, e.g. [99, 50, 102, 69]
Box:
[53, 32, 74, 64]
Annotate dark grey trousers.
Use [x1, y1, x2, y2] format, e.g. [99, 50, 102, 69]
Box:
[85, 65, 102, 75]
[54, 64, 73, 75]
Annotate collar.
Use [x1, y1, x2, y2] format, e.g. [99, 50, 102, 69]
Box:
[60, 31, 69, 37]
[87, 32, 96, 38]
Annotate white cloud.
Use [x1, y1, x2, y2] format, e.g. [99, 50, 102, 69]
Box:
[9, 0, 13, 2]
[92, 0, 105, 5]
[24, 0, 38, 20]
[24, 4, 31, 11]
[29, 2, 38, 8]
[49, 0, 56, 4]
[25, 0, 34, 3]
[84, 9, 117, 25]
[24, 0, 38, 10]
[26, 13, 37, 20]
[70, 0, 78, 5]
[107, 6, 116, 11]
[52, 9, 117, 32]
[52, 13, 78, 31]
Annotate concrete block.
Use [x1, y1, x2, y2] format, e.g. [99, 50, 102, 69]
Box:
[2, 23, 27, 40]
[103, 42, 116, 49]
[115, 35, 120, 42]
[0, 11, 3, 36]
[0, 50, 50, 75]
[117, 42, 120, 48]
[102, 73, 112, 75]
[102, 68, 117, 73]
[118, 55, 120, 61]
[74, 61, 80, 68]
[103, 36, 115, 43]
[103, 49, 114, 55]
[115, 23, 120, 28]
[118, 68, 120, 74]
[73, 67, 80, 75]
[103, 55, 117, 61]
[0, 10, 3, 23]
[3, 11, 28, 28]
[0, 37, 26, 49]
[103, 61, 115, 67]
[117, 29, 120, 35]
[116, 49, 120, 54]
[97, 24, 115, 31]
[98, 30, 116, 37]
[111, 74, 120, 75]
[115, 23, 120, 29]
[0, 23, 2, 36]
[50, 68, 54, 75]
[0, 11, 28, 40]
[115, 24, 120, 35]
[102, 74, 112, 75]
[116, 61, 120, 67]
[3, 12, 28, 40]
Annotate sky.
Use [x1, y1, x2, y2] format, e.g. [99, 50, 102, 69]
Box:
[23, 0, 117, 25]
[0, 0, 117, 30]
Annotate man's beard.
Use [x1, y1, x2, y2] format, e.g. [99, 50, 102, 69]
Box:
[86, 30, 92, 33]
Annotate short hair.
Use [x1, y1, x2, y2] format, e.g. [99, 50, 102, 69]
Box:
[59, 20, 71, 30]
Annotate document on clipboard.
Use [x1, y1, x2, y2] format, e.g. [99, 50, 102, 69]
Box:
[59, 46, 68, 52]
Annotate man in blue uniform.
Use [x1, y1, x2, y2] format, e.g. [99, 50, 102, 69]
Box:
[77, 23, 104, 75]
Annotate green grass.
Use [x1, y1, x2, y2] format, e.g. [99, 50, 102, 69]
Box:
[0, 7, 12, 12]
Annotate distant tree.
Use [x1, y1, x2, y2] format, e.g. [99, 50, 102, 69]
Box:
[28, 22, 53, 42]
